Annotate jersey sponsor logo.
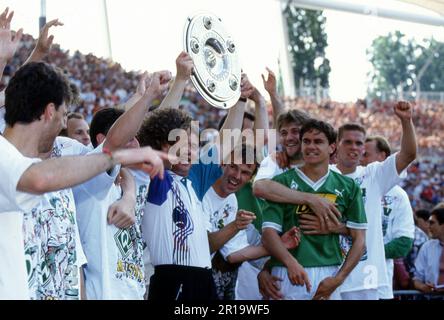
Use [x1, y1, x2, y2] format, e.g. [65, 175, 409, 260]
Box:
[294, 193, 337, 215]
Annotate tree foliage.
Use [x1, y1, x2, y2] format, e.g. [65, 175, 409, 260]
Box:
[368, 31, 444, 96]
[283, 3, 330, 88]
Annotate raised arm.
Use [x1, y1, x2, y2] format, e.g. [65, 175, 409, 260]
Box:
[394, 101, 417, 174]
[159, 51, 193, 109]
[262, 67, 284, 129]
[103, 71, 170, 151]
[0, 7, 23, 76]
[23, 19, 63, 65]
[250, 85, 269, 147]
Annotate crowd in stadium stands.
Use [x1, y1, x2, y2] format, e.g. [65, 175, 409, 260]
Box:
[1, 22, 443, 301]
[2, 31, 442, 215]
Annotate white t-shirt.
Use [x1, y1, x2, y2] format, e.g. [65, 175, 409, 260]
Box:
[254, 154, 290, 182]
[0, 107, 5, 134]
[202, 187, 249, 260]
[378, 185, 414, 299]
[331, 153, 407, 294]
[142, 171, 212, 268]
[74, 144, 146, 300]
[0, 135, 41, 299]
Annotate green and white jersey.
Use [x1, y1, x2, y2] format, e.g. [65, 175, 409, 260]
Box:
[262, 167, 367, 268]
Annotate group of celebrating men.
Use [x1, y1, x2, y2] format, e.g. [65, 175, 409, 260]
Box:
[1, 7, 443, 301]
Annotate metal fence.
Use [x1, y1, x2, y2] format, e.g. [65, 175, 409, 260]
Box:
[394, 290, 444, 300]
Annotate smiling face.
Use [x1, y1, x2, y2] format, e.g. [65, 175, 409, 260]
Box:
[169, 131, 199, 177]
[279, 121, 303, 160]
[219, 162, 257, 196]
[301, 128, 335, 166]
[336, 130, 366, 170]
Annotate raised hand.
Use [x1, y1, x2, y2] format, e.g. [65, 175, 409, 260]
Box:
[137, 71, 172, 99]
[34, 19, 63, 57]
[394, 101, 413, 121]
[273, 151, 290, 170]
[240, 73, 255, 100]
[0, 7, 23, 63]
[261, 67, 277, 96]
[175, 51, 194, 81]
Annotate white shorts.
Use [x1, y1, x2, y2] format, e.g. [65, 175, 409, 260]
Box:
[235, 262, 262, 300]
[340, 288, 378, 300]
[271, 266, 341, 300]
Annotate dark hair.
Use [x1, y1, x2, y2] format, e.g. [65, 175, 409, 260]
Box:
[217, 111, 256, 131]
[431, 208, 444, 225]
[5, 62, 72, 127]
[276, 109, 310, 132]
[338, 123, 366, 141]
[415, 209, 430, 221]
[89, 108, 124, 147]
[366, 135, 391, 158]
[137, 108, 192, 150]
[300, 119, 337, 145]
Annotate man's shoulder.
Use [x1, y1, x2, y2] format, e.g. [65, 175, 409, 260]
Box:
[272, 167, 296, 182]
[421, 239, 439, 251]
[329, 169, 359, 187]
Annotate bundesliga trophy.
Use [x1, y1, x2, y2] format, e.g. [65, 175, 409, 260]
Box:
[184, 13, 241, 109]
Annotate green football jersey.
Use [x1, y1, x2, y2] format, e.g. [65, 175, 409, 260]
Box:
[262, 168, 367, 268]
[236, 181, 265, 232]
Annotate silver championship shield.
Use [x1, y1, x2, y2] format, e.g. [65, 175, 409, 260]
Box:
[184, 13, 241, 109]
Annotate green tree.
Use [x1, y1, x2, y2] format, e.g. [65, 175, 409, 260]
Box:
[414, 39, 444, 92]
[368, 32, 444, 96]
[283, 3, 330, 89]
[367, 31, 416, 96]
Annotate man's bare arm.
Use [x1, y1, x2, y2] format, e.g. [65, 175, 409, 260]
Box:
[394, 101, 417, 174]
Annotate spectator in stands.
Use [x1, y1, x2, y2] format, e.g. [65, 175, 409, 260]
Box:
[413, 207, 444, 296]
